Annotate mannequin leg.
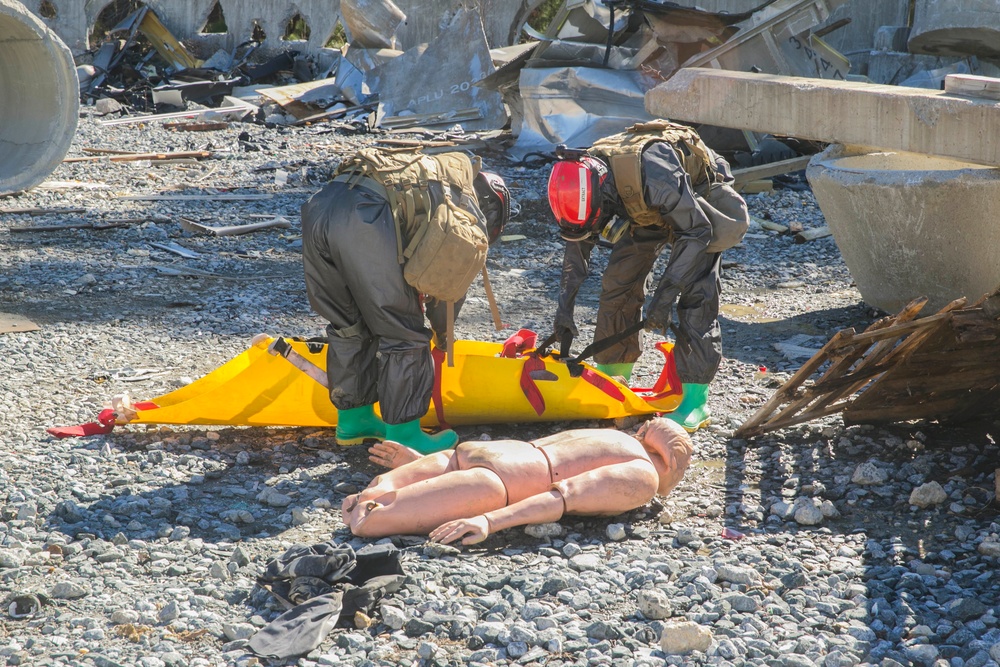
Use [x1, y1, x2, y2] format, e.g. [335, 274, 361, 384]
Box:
[353, 450, 456, 505]
[345, 468, 508, 538]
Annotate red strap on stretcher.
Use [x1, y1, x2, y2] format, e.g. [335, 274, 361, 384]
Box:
[46, 401, 160, 439]
[519, 355, 635, 416]
[47, 408, 118, 439]
[519, 355, 547, 416]
[638, 342, 683, 404]
[579, 368, 626, 401]
[500, 329, 538, 358]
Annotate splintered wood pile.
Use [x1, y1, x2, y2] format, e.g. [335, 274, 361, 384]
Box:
[735, 287, 1000, 439]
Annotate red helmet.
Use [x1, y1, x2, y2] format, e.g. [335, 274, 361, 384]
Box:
[473, 171, 511, 245]
[547, 155, 609, 241]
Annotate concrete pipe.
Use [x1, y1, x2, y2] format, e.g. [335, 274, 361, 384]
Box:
[807, 145, 1000, 314]
[0, 0, 79, 196]
[908, 0, 1000, 60]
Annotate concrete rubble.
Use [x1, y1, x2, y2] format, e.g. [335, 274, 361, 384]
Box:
[4, 1, 1000, 665]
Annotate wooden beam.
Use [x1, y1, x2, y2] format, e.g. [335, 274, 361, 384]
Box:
[731, 156, 813, 187]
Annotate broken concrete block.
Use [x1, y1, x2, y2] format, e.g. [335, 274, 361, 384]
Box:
[94, 98, 123, 116]
[646, 67, 1000, 167]
[660, 621, 712, 655]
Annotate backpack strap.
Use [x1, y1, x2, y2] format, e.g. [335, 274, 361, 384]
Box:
[446, 300, 455, 367]
[606, 152, 646, 222]
[564, 320, 647, 377]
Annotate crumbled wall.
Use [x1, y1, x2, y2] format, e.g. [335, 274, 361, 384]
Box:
[27, 0, 535, 58]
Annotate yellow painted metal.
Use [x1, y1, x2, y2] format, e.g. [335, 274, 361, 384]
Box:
[126, 336, 682, 427]
[138, 10, 202, 71]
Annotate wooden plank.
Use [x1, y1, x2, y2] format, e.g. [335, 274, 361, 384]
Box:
[734, 328, 854, 438]
[764, 301, 931, 425]
[859, 365, 1000, 396]
[736, 295, 971, 438]
[731, 156, 813, 187]
[800, 304, 959, 419]
[945, 74, 1000, 101]
[65, 150, 213, 163]
[738, 180, 774, 194]
[907, 347, 1000, 368]
[846, 396, 971, 424]
[119, 194, 272, 201]
[0, 207, 86, 216]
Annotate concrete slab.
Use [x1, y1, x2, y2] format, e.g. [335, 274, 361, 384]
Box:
[646, 67, 1000, 167]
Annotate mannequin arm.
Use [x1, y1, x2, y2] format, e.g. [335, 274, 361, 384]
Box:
[428, 489, 563, 545]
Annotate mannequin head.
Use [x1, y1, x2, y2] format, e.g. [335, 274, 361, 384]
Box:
[636, 418, 693, 496]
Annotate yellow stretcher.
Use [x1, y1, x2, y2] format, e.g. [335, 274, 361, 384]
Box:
[113, 334, 683, 428]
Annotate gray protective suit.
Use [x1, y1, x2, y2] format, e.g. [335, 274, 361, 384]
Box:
[301, 179, 477, 425]
[555, 141, 738, 385]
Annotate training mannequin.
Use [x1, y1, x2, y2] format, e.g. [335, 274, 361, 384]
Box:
[341, 418, 693, 545]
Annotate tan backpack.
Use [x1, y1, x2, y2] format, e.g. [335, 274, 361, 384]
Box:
[332, 147, 488, 303]
[589, 120, 748, 252]
[589, 120, 718, 228]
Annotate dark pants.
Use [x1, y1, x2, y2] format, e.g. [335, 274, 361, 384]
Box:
[301, 181, 433, 425]
[594, 228, 722, 385]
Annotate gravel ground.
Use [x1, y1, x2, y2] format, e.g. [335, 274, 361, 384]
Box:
[2, 108, 1000, 667]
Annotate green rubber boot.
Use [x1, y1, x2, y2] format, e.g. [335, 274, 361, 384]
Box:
[595, 362, 635, 384]
[665, 383, 711, 432]
[335, 404, 387, 446]
[385, 419, 458, 455]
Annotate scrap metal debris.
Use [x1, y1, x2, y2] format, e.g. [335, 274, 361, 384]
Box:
[64, 0, 871, 170]
[178, 216, 291, 237]
[736, 287, 1000, 438]
[491, 0, 851, 159]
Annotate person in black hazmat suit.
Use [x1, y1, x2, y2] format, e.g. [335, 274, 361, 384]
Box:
[546, 120, 749, 432]
[302, 148, 510, 454]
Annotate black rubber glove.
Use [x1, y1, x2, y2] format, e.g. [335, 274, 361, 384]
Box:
[645, 282, 679, 333]
[553, 320, 576, 357]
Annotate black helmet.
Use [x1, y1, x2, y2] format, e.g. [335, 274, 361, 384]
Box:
[474, 171, 511, 245]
